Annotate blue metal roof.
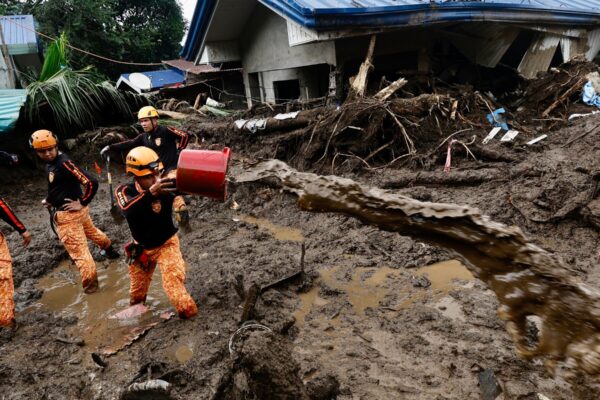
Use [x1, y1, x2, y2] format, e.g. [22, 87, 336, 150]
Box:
[120, 69, 185, 90]
[181, 0, 600, 61]
[262, 0, 600, 28]
[0, 90, 26, 134]
[0, 15, 40, 55]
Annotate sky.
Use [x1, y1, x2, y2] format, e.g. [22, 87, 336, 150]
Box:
[179, 0, 197, 44]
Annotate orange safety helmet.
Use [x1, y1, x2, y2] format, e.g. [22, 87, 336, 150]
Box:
[30, 130, 58, 150]
[126, 146, 164, 177]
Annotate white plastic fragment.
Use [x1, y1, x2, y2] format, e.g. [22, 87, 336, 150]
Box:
[206, 97, 225, 108]
[537, 394, 551, 400]
[500, 130, 519, 142]
[527, 135, 548, 145]
[482, 127, 502, 144]
[127, 379, 171, 394]
[274, 111, 300, 120]
[234, 119, 247, 129]
[568, 110, 600, 121]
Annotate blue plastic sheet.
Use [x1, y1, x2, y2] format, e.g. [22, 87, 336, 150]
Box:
[582, 82, 600, 109]
[486, 108, 509, 131]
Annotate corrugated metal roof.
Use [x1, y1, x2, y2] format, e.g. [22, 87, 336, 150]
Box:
[0, 89, 26, 134]
[288, 0, 600, 14]
[182, 0, 600, 61]
[117, 69, 185, 93]
[162, 59, 242, 75]
[0, 15, 39, 55]
[262, 0, 600, 28]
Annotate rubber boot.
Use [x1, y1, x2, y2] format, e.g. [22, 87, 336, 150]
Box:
[2, 318, 18, 331]
[175, 209, 191, 231]
[102, 244, 120, 260]
[84, 277, 99, 294]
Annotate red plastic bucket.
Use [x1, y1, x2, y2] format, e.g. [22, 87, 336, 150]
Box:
[176, 148, 231, 201]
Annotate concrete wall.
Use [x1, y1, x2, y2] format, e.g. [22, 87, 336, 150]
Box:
[0, 48, 15, 89]
[240, 4, 335, 105]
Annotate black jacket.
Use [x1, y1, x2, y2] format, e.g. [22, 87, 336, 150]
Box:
[46, 153, 98, 209]
[114, 182, 178, 249]
[0, 197, 26, 234]
[109, 125, 189, 172]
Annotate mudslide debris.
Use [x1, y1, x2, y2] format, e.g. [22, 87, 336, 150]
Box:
[237, 159, 600, 376]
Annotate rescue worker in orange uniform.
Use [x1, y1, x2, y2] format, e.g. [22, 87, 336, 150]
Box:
[101, 106, 191, 228]
[115, 146, 198, 319]
[0, 152, 31, 329]
[31, 130, 119, 294]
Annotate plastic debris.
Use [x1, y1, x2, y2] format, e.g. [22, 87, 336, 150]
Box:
[583, 72, 600, 108]
[234, 118, 268, 133]
[274, 111, 300, 120]
[568, 110, 600, 120]
[483, 127, 502, 144]
[110, 303, 149, 320]
[500, 130, 519, 142]
[127, 379, 171, 394]
[527, 135, 548, 145]
[206, 97, 225, 108]
[486, 108, 509, 131]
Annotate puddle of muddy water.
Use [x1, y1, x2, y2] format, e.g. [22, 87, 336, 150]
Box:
[295, 260, 474, 326]
[237, 214, 304, 242]
[30, 260, 171, 350]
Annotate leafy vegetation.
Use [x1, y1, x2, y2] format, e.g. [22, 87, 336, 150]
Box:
[2, 0, 186, 79]
[24, 34, 136, 135]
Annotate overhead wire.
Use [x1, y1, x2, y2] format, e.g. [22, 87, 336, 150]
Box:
[2, 16, 164, 66]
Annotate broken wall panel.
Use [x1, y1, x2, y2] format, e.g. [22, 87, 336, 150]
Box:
[449, 24, 520, 68]
[518, 33, 561, 79]
[586, 29, 600, 61]
[560, 36, 586, 62]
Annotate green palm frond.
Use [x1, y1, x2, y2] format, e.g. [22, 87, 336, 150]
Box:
[38, 32, 69, 82]
[25, 33, 138, 135]
[25, 67, 133, 134]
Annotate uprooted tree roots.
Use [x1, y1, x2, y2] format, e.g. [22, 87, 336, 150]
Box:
[275, 92, 493, 173]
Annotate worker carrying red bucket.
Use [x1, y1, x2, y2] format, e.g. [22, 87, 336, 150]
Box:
[115, 145, 230, 318]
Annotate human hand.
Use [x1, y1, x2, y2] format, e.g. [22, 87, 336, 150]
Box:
[63, 198, 83, 211]
[21, 231, 31, 247]
[149, 178, 176, 196]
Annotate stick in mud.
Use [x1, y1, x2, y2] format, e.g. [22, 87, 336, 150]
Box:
[236, 159, 600, 377]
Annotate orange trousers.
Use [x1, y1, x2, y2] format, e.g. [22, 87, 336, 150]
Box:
[55, 206, 111, 290]
[0, 233, 14, 327]
[167, 170, 186, 212]
[129, 235, 198, 318]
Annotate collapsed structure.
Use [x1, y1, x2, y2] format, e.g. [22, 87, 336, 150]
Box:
[181, 0, 600, 106]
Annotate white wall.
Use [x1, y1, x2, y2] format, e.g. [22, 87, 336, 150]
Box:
[0, 48, 15, 89]
[240, 4, 335, 105]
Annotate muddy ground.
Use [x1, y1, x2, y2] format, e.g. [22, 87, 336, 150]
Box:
[1, 111, 600, 399]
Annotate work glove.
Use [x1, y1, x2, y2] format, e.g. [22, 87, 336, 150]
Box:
[100, 146, 110, 159]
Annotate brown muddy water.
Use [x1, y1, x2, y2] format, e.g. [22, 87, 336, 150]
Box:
[237, 159, 600, 377]
[295, 260, 474, 326]
[237, 214, 304, 242]
[28, 260, 172, 355]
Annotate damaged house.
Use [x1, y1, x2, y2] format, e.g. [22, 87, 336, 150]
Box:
[181, 0, 600, 106]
